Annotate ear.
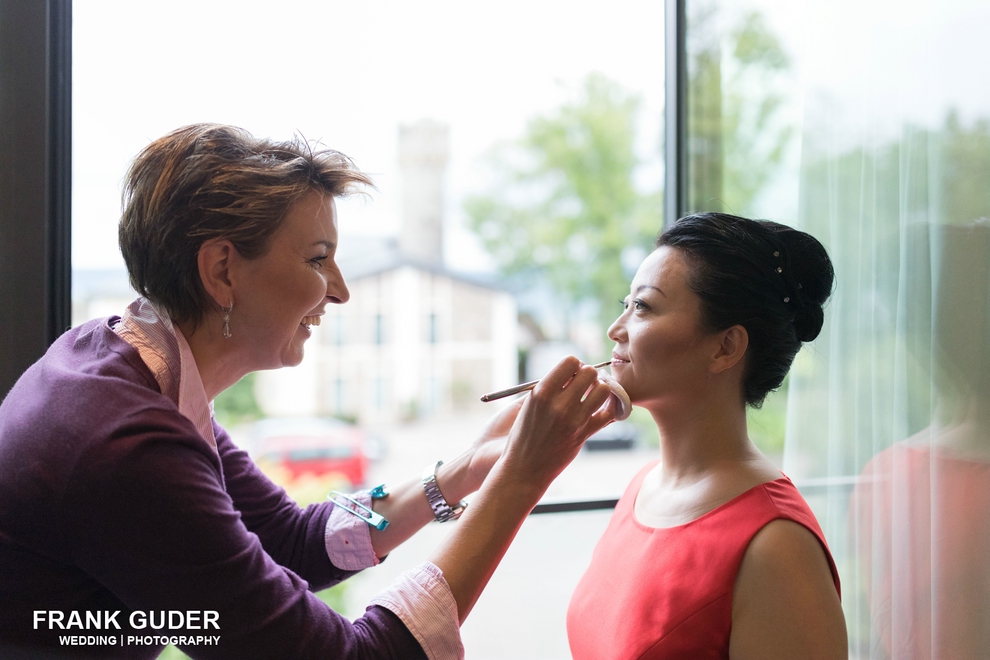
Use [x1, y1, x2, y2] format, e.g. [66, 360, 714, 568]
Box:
[710, 324, 748, 375]
[197, 238, 236, 309]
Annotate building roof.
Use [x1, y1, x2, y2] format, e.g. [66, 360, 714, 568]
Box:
[336, 235, 508, 292]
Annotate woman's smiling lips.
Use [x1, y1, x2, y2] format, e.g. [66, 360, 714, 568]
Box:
[612, 353, 630, 365]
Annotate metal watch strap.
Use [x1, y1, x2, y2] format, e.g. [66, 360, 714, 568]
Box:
[422, 460, 467, 522]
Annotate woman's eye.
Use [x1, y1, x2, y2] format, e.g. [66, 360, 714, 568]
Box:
[620, 297, 649, 311]
[619, 298, 650, 311]
[310, 255, 329, 268]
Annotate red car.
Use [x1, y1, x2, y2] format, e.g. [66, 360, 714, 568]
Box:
[248, 417, 370, 487]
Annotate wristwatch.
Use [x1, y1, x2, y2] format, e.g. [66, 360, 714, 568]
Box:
[422, 460, 468, 522]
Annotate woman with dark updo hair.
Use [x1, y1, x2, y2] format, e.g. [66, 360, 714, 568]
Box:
[567, 213, 847, 659]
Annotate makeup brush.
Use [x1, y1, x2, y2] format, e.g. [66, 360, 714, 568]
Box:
[479, 361, 613, 402]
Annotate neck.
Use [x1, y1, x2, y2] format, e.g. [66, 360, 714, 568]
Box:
[931, 397, 990, 461]
[648, 390, 756, 485]
[175, 319, 247, 401]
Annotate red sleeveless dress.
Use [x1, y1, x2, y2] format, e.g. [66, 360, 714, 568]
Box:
[567, 461, 840, 660]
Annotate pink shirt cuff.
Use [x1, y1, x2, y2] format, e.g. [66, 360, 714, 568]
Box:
[324, 492, 380, 571]
[369, 561, 464, 660]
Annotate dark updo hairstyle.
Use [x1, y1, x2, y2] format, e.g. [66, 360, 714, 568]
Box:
[119, 123, 373, 329]
[657, 212, 834, 407]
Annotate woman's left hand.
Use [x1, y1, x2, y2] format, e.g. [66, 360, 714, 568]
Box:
[464, 397, 525, 490]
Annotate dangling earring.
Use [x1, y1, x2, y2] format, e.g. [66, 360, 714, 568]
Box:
[222, 301, 233, 339]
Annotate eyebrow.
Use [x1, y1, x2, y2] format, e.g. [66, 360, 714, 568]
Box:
[635, 285, 665, 297]
[312, 240, 336, 250]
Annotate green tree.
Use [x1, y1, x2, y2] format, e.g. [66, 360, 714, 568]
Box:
[687, 5, 794, 215]
[466, 9, 793, 333]
[213, 372, 262, 427]
[466, 73, 662, 331]
[942, 110, 990, 224]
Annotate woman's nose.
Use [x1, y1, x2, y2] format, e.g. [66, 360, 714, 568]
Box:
[327, 272, 350, 305]
[607, 314, 625, 343]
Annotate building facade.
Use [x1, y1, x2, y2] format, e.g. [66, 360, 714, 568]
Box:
[255, 119, 519, 423]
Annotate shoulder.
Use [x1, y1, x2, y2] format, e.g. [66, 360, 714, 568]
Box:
[1, 320, 176, 464]
[2, 318, 215, 490]
[730, 519, 847, 659]
[9, 317, 158, 404]
[740, 518, 833, 582]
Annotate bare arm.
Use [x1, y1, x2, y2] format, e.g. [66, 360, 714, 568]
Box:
[730, 519, 847, 660]
[366, 399, 522, 558]
[429, 356, 614, 622]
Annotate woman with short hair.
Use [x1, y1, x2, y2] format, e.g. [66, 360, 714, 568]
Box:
[568, 213, 847, 659]
[0, 123, 616, 659]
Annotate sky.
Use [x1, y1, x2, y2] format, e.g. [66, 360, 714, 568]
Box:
[71, 0, 667, 272]
[72, 0, 990, 272]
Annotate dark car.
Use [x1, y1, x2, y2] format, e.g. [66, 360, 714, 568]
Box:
[584, 421, 640, 451]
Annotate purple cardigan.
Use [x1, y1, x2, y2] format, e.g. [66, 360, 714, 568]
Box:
[0, 318, 427, 659]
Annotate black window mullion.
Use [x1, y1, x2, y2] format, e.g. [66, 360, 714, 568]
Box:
[664, 0, 687, 227]
[0, 0, 72, 399]
[48, 0, 73, 346]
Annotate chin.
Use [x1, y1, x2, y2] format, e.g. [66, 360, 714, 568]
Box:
[278, 328, 311, 367]
[612, 373, 633, 395]
[617, 382, 654, 408]
[280, 350, 305, 368]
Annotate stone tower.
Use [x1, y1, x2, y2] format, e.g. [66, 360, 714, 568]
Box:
[398, 119, 449, 266]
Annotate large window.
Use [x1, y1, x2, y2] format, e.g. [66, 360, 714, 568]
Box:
[70, 2, 665, 658]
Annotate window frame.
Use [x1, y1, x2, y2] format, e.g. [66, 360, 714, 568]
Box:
[665, 0, 688, 226]
[1, 0, 690, 513]
[0, 0, 72, 399]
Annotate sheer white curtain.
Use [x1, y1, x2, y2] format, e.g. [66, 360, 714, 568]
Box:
[780, 1, 990, 658]
[686, 0, 990, 657]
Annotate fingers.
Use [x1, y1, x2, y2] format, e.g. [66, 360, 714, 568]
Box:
[587, 390, 619, 432]
[496, 361, 618, 489]
[527, 358, 614, 431]
[525, 359, 614, 445]
[581, 377, 612, 409]
[532, 356, 600, 405]
[595, 371, 631, 421]
[532, 356, 582, 394]
[581, 380, 615, 430]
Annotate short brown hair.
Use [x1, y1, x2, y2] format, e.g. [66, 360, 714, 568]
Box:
[118, 123, 373, 327]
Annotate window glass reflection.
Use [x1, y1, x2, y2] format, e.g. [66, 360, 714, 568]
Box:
[685, 1, 990, 656]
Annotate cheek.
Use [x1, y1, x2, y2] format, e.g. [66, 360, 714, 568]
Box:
[281, 270, 326, 310]
[631, 325, 670, 354]
[632, 326, 695, 362]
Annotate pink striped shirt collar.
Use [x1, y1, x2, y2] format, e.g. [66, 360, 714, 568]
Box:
[114, 298, 218, 453]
